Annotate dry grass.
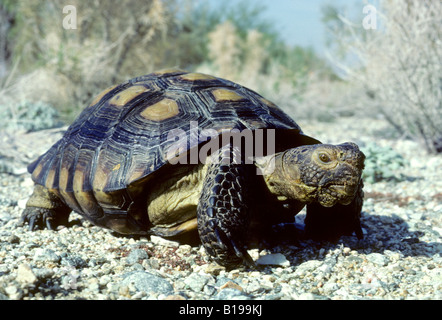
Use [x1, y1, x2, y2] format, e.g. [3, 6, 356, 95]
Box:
[329, 0, 442, 153]
[1, 0, 171, 121]
[2, 1, 357, 124]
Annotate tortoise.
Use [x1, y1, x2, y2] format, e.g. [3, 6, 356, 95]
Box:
[20, 69, 365, 267]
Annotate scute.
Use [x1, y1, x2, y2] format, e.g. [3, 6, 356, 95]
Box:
[211, 88, 245, 102]
[28, 70, 303, 200]
[140, 98, 180, 121]
[108, 85, 150, 107]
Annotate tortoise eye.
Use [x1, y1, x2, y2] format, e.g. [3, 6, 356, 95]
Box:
[319, 153, 331, 163]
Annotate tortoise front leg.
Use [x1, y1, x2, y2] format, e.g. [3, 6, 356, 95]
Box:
[19, 184, 71, 231]
[197, 145, 255, 268]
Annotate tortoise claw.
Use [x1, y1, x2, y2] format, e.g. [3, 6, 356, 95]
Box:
[28, 215, 38, 231]
[210, 227, 255, 268]
[20, 207, 48, 231]
[46, 218, 56, 231]
[20, 207, 68, 231]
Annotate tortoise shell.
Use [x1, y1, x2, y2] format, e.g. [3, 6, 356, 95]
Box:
[27, 69, 317, 224]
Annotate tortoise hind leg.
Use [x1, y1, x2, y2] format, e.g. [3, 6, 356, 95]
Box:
[19, 184, 71, 231]
[197, 144, 255, 268]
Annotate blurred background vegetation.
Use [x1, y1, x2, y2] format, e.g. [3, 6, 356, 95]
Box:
[0, 0, 441, 153]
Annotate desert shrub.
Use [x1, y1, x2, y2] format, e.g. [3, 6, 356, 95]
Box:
[0, 100, 62, 132]
[325, 0, 442, 153]
[1, 0, 339, 123]
[361, 142, 408, 184]
[1, 0, 171, 120]
[171, 0, 276, 69]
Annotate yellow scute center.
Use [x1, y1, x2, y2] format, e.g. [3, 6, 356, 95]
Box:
[140, 98, 180, 121]
[212, 89, 244, 102]
[109, 85, 149, 107]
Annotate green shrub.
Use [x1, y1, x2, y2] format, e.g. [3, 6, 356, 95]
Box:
[0, 100, 63, 132]
[361, 142, 408, 183]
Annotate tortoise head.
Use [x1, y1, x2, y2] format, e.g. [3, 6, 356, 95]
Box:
[259, 142, 365, 207]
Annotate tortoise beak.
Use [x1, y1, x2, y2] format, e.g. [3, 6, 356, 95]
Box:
[338, 142, 365, 172]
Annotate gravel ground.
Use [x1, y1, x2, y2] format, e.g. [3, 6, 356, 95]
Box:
[0, 117, 441, 300]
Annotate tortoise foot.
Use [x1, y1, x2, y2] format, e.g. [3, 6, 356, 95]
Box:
[19, 207, 69, 231]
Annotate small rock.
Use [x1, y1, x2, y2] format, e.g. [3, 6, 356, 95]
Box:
[184, 273, 211, 292]
[7, 235, 20, 244]
[322, 282, 339, 294]
[367, 253, 388, 266]
[256, 253, 290, 267]
[147, 258, 160, 270]
[297, 292, 317, 300]
[120, 271, 173, 296]
[87, 279, 100, 292]
[245, 280, 262, 293]
[5, 285, 23, 300]
[247, 249, 260, 260]
[60, 253, 87, 268]
[203, 263, 225, 276]
[150, 235, 179, 247]
[220, 280, 244, 292]
[126, 249, 149, 265]
[176, 244, 192, 255]
[215, 288, 249, 300]
[347, 256, 364, 264]
[33, 268, 55, 281]
[99, 275, 111, 287]
[295, 260, 322, 275]
[17, 198, 28, 209]
[33, 248, 60, 263]
[16, 263, 37, 284]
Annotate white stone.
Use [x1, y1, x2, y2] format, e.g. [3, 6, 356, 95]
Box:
[16, 263, 37, 284]
[256, 253, 290, 267]
[150, 235, 179, 247]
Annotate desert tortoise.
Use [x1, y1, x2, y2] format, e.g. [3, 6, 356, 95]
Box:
[20, 69, 365, 267]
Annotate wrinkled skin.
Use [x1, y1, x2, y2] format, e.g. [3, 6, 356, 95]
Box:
[259, 142, 365, 207]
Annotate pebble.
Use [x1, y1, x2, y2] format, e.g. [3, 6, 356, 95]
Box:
[60, 253, 87, 268]
[150, 235, 179, 247]
[256, 253, 290, 267]
[220, 280, 244, 292]
[8, 235, 20, 244]
[297, 292, 319, 300]
[184, 273, 211, 292]
[0, 118, 441, 300]
[5, 285, 22, 299]
[125, 249, 149, 265]
[16, 264, 37, 285]
[120, 271, 174, 296]
[367, 253, 388, 266]
[33, 248, 61, 263]
[215, 288, 250, 300]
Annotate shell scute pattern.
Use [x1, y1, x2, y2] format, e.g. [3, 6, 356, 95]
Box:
[28, 71, 301, 213]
